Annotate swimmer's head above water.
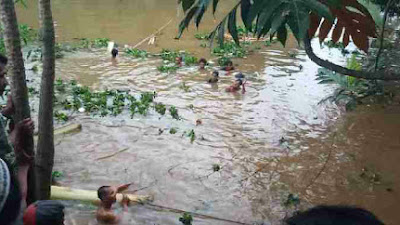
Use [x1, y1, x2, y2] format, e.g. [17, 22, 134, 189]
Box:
[198, 58, 207, 69]
[111, 48, 118, 58]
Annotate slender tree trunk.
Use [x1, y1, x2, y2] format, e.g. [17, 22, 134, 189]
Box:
[0, 0, 37, 204]
[36, 0, 55, 200]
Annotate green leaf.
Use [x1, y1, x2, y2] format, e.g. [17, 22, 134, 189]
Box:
[212, 0, 219, 14]
[318, 79, 335, 84]
[247, 0, 280, 29]
[179, 0, 196, 13]
[287, 3, 310, 42]
[302, 0, 334, 22]
[228, 8, 240, 45]
[255, 2, 282, 35]
[218, 19, 226, 48]
[277, 25, 287, 46]
[176, 6, 199, 39]
[270, 7, 288, 35]
[241, 0, 252, 30]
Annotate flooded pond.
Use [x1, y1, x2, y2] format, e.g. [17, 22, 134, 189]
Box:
[15, 0, 400, 224]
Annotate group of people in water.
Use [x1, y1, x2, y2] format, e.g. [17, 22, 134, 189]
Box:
[111, 47, 246, 94]
[0, 52, 386, 224]
[176, 55, 247, 93]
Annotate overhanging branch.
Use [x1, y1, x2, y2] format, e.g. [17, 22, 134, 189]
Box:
[303, 35, 400, 81]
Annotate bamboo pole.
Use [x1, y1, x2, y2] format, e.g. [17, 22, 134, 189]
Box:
[50, 186, 153, 205]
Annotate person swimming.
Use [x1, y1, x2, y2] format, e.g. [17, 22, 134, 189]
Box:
[222, 59, 235, 73]
[96, 183, 132, 224]
[198, 58, 207, 70]
[111, 48, 119, 58]
[176, 56, 183, 67]
[226, 73, 246, 93]
[208, 71, 219, 83]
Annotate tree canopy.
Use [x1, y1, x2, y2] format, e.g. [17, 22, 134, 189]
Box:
[176, 0, 400, 80]
[177, 0, 377, 52]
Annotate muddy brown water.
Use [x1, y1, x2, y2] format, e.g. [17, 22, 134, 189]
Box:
[14, 0, 400, 224]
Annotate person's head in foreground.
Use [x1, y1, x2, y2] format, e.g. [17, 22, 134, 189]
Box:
[23, 200, 65, 225]
[0, 158, 22, 225]
[0, 54, 9, 96]
[98, 186, 118, 205]
[111, 48, 119, 58]
[285, 205, 384, 225]
[198, 58, 207, 69]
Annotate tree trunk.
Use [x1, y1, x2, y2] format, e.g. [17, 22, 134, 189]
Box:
[36, 0, 55, 200]
[303, 34, 400, 81]
[0, 0, 37, 204]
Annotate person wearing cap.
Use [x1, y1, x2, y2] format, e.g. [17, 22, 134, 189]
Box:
[96, 183, 132, 224]
[23, 200, 65, 225]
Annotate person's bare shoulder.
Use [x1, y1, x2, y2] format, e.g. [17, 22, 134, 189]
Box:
[96, 208, 118, 224]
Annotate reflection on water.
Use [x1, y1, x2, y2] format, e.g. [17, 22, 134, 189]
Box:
[16, 0, 400, 224]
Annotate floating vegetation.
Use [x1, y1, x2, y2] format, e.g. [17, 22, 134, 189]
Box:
[42, 79, 180, 121]
[125, 48, 148, 58]
[180, 82, 190, 92]
[54, 111, 69, 122]
[187, 129, 196, 143]
[283, 193, 300, 208]
[213, 41, 247, 58]
[179, 212, 193, 225]
[218, 56, 233, 66]
[169, 106, 180, 120]
[169, 128, 178, 134]
[194, 33, 209, 40]
[157, 64, 179, 73]
[212, 164, 221, 172]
